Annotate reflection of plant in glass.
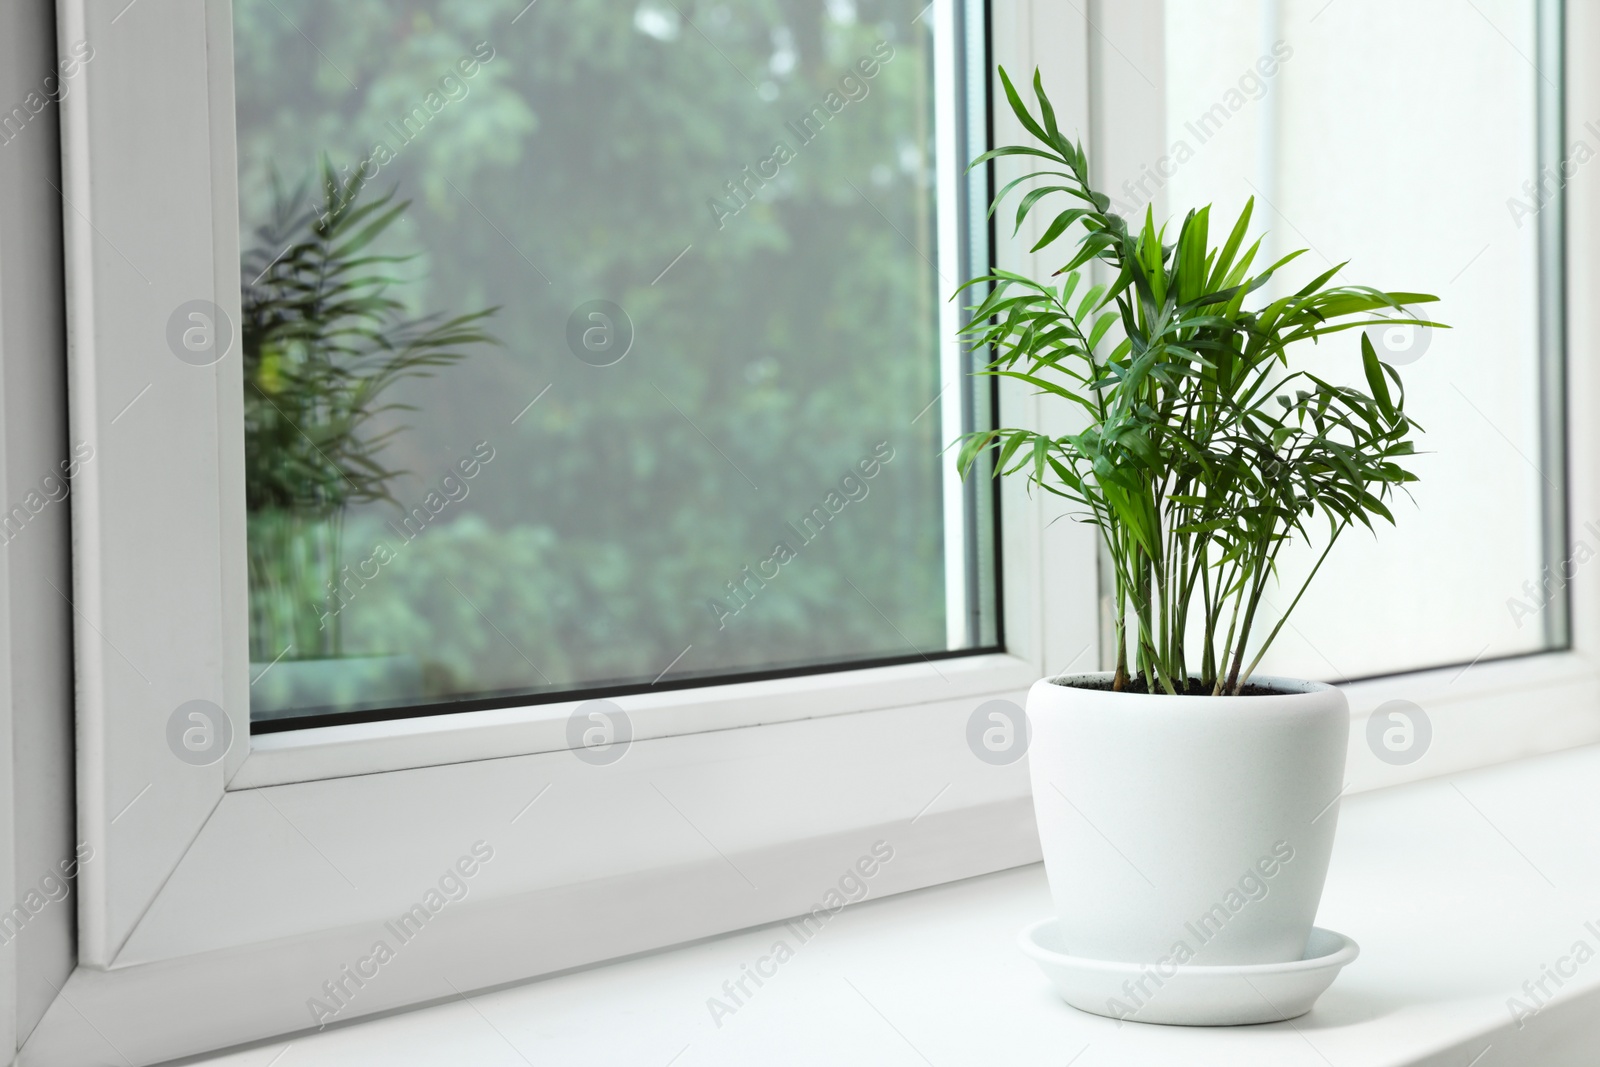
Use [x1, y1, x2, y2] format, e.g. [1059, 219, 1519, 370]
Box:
[241, 162, 498, 661]
[958, 70, 1443, 697]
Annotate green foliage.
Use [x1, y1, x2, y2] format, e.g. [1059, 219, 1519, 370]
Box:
[240, 161, 499, 513]
[331, 511, 941, 700]
[956, 68, 1445, 696]
[233, 0, 960, 696]
[246, 507, 344, 660]
[241, 161, 498, 661]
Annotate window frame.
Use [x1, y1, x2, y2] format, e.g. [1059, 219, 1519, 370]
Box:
[34, 1, 1100, 1062]
[236, 0, 1008, 738]
[25, 1, 1600, 1064]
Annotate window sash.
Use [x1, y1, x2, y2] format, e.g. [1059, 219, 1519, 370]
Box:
[1092, 0, 1570, 682]
[233, 0, 1005, 731]
[58, 0, 1088, 973]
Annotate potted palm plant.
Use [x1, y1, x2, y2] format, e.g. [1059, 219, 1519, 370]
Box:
[241, 162, 498, 716]
[958, 70, 1440, 1023]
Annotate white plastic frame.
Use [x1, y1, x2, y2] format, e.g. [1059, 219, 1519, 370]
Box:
[30, 1, 1097, 1064]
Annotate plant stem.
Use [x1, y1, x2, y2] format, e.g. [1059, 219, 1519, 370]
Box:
[1234, 520, 1350, 688]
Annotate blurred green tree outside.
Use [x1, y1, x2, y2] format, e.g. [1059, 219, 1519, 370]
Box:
[234, 0, 993, 717]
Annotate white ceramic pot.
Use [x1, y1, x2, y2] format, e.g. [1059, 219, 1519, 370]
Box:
[1026, 673, 1348, 966]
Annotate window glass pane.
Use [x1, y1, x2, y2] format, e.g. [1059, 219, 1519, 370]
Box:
[234, 0, 997, 725]
[1159, 0, 1553, 680]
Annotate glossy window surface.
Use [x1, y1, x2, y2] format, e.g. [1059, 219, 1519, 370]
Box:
[234, 1, 998, 724]
[1160, 0, 1555, 681]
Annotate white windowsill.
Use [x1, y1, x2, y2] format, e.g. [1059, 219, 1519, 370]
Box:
[176, 741, 1600, 1067]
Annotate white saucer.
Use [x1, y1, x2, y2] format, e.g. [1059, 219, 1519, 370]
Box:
[1019, 918, 1358, 1026]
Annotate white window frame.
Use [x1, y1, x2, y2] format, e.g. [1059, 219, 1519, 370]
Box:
[22, 1, 1600, 1064]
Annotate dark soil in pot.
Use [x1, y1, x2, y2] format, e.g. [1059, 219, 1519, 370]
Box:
[1055, 677, 1291, 697]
